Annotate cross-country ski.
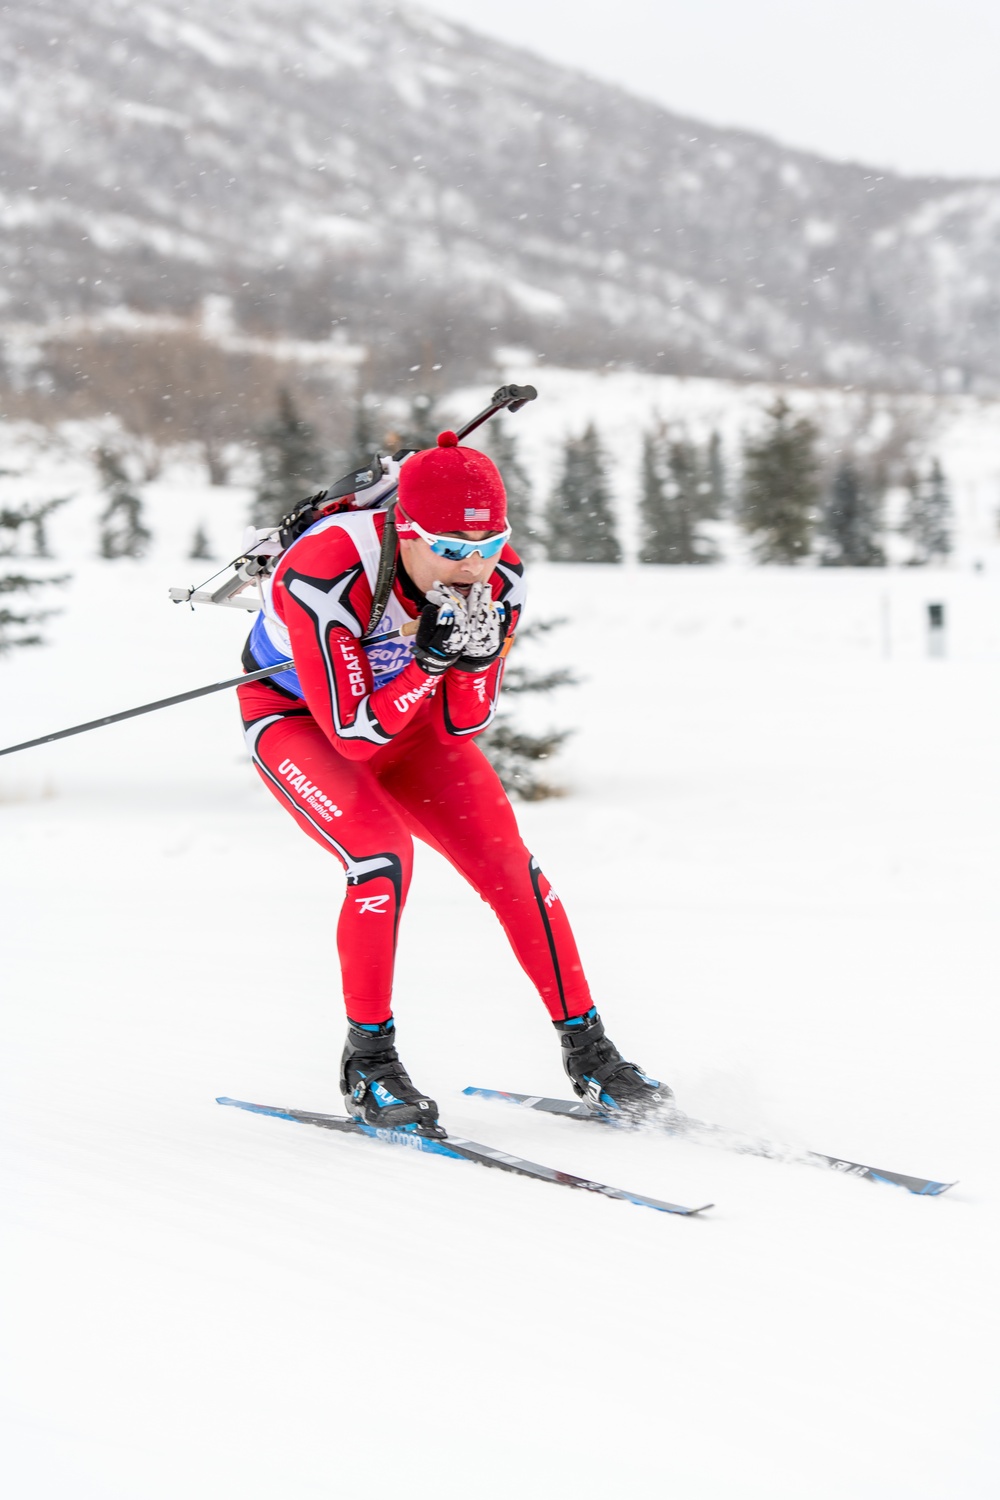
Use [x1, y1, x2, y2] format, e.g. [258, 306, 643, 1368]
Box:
[217, 1097, 712, 1216]
[462, 1088, 955, 1197]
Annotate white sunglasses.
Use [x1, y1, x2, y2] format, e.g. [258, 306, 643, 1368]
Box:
[397, 508, 511, 560]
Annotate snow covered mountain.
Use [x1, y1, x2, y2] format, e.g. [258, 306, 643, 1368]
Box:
[2, 0, 1000, 393]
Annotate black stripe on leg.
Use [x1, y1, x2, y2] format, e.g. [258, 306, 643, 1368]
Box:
[528, 854, 568, 1020]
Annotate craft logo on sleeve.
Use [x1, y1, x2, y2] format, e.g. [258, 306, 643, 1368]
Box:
[337, 639, 367, 697]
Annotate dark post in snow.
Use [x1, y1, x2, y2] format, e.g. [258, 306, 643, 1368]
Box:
[927, 602, 946, 658]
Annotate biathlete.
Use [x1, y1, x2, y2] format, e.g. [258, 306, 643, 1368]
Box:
[237, 429, 670, 1134]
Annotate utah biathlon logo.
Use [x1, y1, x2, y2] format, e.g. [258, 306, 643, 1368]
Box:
[393, 675, 438, 714]
[355, 893, 390, 914]
[277, 758, 343, 821]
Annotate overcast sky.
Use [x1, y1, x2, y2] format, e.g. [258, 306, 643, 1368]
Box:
[423, 0, 998, 180]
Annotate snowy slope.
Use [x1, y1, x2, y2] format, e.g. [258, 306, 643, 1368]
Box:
[2, 460, 998, 1497]
[4, 0, 1000, 389]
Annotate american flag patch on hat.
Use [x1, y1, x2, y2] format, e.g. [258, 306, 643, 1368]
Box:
[464, 507, 491, 522]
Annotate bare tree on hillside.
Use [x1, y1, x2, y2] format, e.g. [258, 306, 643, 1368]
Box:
[28, 327, 353, 484]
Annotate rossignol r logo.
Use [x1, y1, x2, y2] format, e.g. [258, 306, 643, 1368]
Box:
[355, 894, 390, 914]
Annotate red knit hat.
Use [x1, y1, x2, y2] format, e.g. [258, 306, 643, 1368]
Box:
[396, 431, 507, 534]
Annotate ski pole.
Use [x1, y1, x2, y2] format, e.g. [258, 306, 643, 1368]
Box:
[0, 660, 294, 759]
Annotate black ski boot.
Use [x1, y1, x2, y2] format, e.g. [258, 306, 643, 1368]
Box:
[555, 1008, 673, 1118]
[339, 1019, 444, 1136]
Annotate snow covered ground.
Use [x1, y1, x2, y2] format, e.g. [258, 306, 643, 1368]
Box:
[2, 459, 999, 1498]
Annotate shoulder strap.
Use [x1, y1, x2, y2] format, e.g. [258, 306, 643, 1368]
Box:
[362, 501, 399, 642]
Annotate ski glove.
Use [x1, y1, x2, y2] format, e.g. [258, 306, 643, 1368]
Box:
[412, 583, 470, 675]
[454, 581, 508, 671]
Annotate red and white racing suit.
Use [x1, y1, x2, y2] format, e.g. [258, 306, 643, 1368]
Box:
[237, 507, 593, 1025]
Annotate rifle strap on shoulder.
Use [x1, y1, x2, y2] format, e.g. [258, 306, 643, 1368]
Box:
[363, 500, 399, 641]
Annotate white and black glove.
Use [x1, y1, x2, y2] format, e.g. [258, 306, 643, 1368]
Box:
[411, 583, 470, 675]
[454, 581, 508, 672]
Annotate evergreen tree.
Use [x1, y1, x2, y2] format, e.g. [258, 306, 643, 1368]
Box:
[819, 459, 885, 566]
[545, 423, 620, 563]
[96, 447, 151, 560]
[22, 495, 70, 559]
[903, 458, 952, 564]
[0, 502, 69, 653]
[487, 417, 541, 559]
[0, 570, 56, 653]
[251, 388, 326, 529]
[638, 430, 716, 564]
[740, 399, 820, 563]
[638, 432, 669, 564]
[480, 618, 577, 800]
[189, 523, 213, 561]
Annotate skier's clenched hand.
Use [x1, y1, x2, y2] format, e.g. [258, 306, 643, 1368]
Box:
[453, 581, 508, 671]
[412, 582, 470, 674]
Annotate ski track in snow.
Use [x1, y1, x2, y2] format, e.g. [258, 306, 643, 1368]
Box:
[1, 453, 999, 1498]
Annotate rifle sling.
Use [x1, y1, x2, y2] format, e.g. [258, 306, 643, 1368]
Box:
[362, 499, 399, 642]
